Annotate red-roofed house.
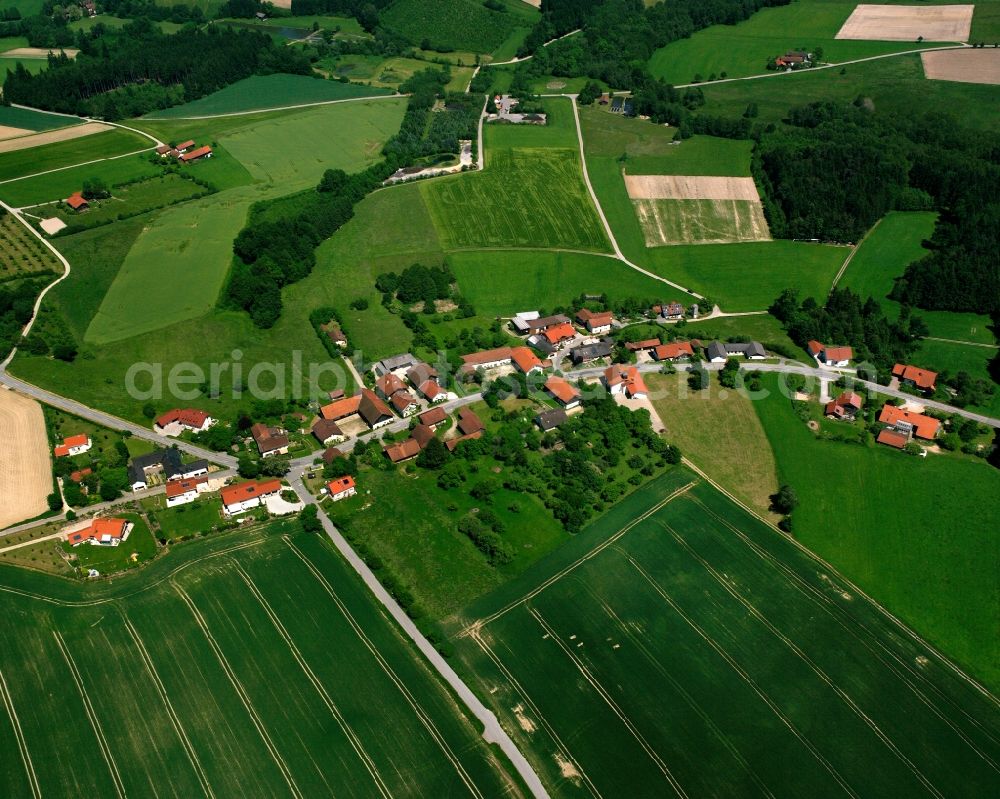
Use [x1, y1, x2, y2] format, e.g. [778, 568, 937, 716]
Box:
[179, 145, 212, 163]
[824, 391, 863, 420]
[221, 479, 282, 516]
[391, 391, 419, 417]
[542, 322, 576, 349]
[653, 341, 694, 362]
[384, 437, 420, 463]
[876, 429, 908, 450]
[809, 341, 853, 367]
[327, 475, 356, 502]
[511, 346, 545, 374]
[419, 407, 448, 428]
[457, 408, 484, 436]
[604, 365, 648, 399]
[54, 434, 91, 458]
[66, 517, 133, 547]
[70, 467, 92, 483]
[358, 389, 394, 429]
[878, 404, 940, 440]
[544, 376, 580, 409]
[251, 423, 289, 458]
[154, 408, 214, 435]
[175, 140, 195, 152]
[320, 394, 362, 421]
[892, 363, 937, 393]
[165, 476, 209, 507]
[575, 309, 615, 334]
[460, 347, 513, 373]
[416, 380, 446, 403]
[65, 192, 88, 211]
[375, 372, 408, 401]
[625, 339, 660, 352]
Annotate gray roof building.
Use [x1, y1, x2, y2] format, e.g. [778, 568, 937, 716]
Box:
[534, 408, 568, 432]
[374, 353, 418, 376]
[569, 338, 613, 365]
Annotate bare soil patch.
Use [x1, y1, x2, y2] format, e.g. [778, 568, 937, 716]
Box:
[0, 122, 111, 155]
[0, 125, 33, 141]
[624, 174, 761, 201]
[0, 390, 52, 530]
[39, 217, 67, 235]
[921, 47, 1000, 84]
[835, 5, 973, 42]
[2, 46, 79, 58]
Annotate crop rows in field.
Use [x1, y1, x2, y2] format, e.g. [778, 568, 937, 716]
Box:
[0, 214, 59, 281]
[452, 471, 1000, 797]
[0, 531, 517, 798]
[634, 198, 771, 245]
[421, 148, 611, 252]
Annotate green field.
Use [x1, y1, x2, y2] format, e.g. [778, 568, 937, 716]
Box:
[0, 56, 45, 86]
[912, 338, 1000, 417]
[450, 249, 669, 315]
[840, 212, 996, 344]
[380, 0, 536, 54]
[754, 374, 1000, 686]
[0, 524, 521, 797]
[0, 128, 150, 183]
[484, 97, 579, 150]
[633, 198, 771, 246]
[144, 74, 393, 118]
[648, 0, 954, 84]
[85, 100, 406, 344]
[449, 469, 1000, 795]
[421, 148, 610, 252]
[627, 137, 754, 177]
[0, 154, 163, 207]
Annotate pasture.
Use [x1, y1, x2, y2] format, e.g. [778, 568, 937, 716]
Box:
[449, 249, 669, 317]
[0, 154, 162, 208]
[647, 0, 951, 84]
[380, 0, 536, 55]
[753, 374, 1000, 687]
[450, 469, 1000, 796]
[421, 148, 610, 252]
[839, 211, 995, 343]
[144, 74, 393, 118]
[0, 128, 150, 183]
[0, 212, 60, 280]
[912, 338, 1000, 416]
[485, 97, 578, 149]
[0, 525, 522, 797]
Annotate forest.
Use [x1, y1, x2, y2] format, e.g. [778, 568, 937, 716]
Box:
[3, 23, 310, 118]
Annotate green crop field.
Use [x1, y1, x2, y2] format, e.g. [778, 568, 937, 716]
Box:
[0, 525, 521, 797]
[0, 128, 150, 183]
[85, 100, 406, 344]
[840, 212, 996, 344]
[648, 0, 957, 84]
[421, 148, 610, 252]
[380, 0, 536, 54]
[450, 249, 669, 316]
[145, 74, 393, 119]
[753, 374, 1000, 686]
[0, 105, 78, 133]
[633, 198, 771, 246]
[448, 468, 1000, 796]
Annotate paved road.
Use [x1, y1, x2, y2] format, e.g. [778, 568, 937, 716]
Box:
[287, 466, 549, 798]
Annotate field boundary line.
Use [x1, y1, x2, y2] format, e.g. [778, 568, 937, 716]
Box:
[231, 563, 394, 799]
[283, 539, 485, 799]
[467, 627, 602, 799]
[0, 147, 156, 188]
[463, 480, 697, 633]
[924, 336, 998, 349]
[658, 520, 948, 796]
[141, 92, 404, 121]
[52, 630, 127, 799]
[173, 582, 304, 799]
[830, 217, 880, 292]
[685, 493, 1000, 754]
[528, 607, 688, 798]
[622, 554, 860, 798]
[0, 667, 41, 799]
[593, 595, 776, 798]
[120, 613, 216, 799]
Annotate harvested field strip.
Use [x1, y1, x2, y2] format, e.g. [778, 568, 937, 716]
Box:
[0, 122, 110, 155]
[633, 198, 771, 246]
[624, 174, 760, 201]
[0, 391, 51, 531]
[452, 475, 1000, 796]
[0, 125, 32, 141]
[922, 47, 1000, 84]
[835, 4, 974, 42]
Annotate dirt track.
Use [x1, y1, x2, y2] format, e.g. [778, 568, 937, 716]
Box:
[1, 47, 79, 58]
[0, 125, 32, 141]
[836, 5, 973, 42]
[922, 48, 1000, 84]
[625, 174, 761, 201]
[0, 122, 110, 154]
[0, 389, 51, 530]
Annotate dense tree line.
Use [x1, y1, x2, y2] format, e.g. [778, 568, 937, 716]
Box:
[4, 23, 310, 118]
[0, 278, 47, 358]
[770, 287, 925, 377]
[382, 71, 478, 165]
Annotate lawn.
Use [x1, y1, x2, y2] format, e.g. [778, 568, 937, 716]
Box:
[753, 373, 1000, 687]
[484, 97, 578, 150]
[0, 128, 150, 183]
[684, 312, 806, 358]
[448, 468, 1000, 796]
[150, 497, 224, 541]
[912, 338, 1000, 417]
[840, 211, 996, 344]
[421, 148, 610, 252]
[0, 524, 521, 797]
[646, 372, 780, 516]
[84, 100, 406, 344]
[144, 73, 393, 118]
[647, 0, 955, 84]
[380, 0, 536, 54]
[0, 153, 163, 207]
[449, 249, 669, 316]
[62, 513, 157, 574]
[0, 213, 60, 281]
[579, 104, 678, 159]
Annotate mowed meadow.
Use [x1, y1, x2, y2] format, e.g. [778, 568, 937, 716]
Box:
[0, 525, 523, 798]
[448, 470, 1000, 797]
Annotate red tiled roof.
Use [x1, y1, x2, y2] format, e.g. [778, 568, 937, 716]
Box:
[457, 408, 484, 436]
[576, 309, 613, 329]
[220, 479, 281, 507]
[419, 406, 447, 427]
[461, 347, 512, 368]
[165, 476, 206, 498]
[892, 363, 937, 391]
[321, 395, 361, 420]
[176, 140, 195, 151]
[626, 339, 659, 351]
[327, 475, 355, 495]
[878, 404, 940, 440]
[418, 380, 444, 401]
[825, 391, 863, 417]
[604, 365, 647, 397]
[653, 341, 694, 360]
[155, 408, 210, 428]
[358, 389, 393, 427]
[446, 431, 482, 451]
[390, 391, 417, 413]
[876, 429, 908, 449]
[384, 438, 421, 463]
[543, 323, 576, 345]
[411, 423, 436, 449]
[544, 376, 580, 405]
[65, 192, 88, 209]
[70, 468, 92, 483]
[807, 340, 823, 357]
[376, 372, 407, 398]
[823, 345, 853, 362]
[179, 145, 211, 162]
[55, 434, 89, 457]
[66, 517, 129, 545]
[511, 346, 543, 373]
[322, 447, 345, 463]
